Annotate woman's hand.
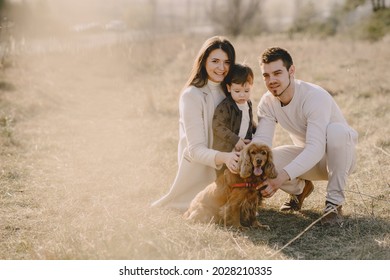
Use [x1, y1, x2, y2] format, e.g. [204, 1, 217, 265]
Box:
[226, 151, 240, 173]
[216, 151, 240, 174]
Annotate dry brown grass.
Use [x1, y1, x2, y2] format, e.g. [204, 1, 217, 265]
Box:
[0, 34, 389, 260]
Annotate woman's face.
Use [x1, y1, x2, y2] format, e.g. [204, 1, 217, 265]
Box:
[205, 49, 231, 83]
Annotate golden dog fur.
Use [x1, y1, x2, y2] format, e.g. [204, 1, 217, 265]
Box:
[183, 143, 277, 230]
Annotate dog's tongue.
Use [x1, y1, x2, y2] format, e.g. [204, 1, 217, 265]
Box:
[254, 166, 263, 176]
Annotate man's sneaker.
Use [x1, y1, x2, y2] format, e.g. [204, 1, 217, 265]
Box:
[321, 201, 343, 226]
[280, 180, 314, 211]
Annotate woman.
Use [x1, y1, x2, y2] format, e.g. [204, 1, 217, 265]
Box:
[151, 36, 240, 211]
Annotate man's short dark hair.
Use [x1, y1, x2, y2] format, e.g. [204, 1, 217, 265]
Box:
[260, 47, 293, 70]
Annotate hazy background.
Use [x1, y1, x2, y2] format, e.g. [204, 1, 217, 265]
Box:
[0, 0, 389, 56]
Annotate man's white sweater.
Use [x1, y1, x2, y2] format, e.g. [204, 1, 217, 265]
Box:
[253, 79, 355, 180]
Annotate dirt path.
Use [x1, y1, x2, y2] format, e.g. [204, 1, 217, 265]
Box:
[1, 46, 176, 259]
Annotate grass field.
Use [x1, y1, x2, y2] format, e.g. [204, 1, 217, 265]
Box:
[0, 33, 389, 260]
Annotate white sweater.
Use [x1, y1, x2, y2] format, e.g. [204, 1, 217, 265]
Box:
[253, 79, 356, 180]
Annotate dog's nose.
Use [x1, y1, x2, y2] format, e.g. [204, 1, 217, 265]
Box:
[256, 159, 262, 165]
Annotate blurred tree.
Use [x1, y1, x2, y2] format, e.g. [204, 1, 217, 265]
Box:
[371, 0, 387, 11]
[344, 0, 387, 12]
[288, 0, 389, 40]
[343, 0, 367, 12]
[357, 6, 390, 40]
[0, 0, 9, 22]
[343, 0, 389, 41]
[288, 1, 342, 38]
[289, 1, 318, 34]
[207, 0, 261, 37]
[0, 1, 4, 28]
[0, 0, 11, 35]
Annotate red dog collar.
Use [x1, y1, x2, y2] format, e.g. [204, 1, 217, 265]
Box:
[231, 182, 259, 188]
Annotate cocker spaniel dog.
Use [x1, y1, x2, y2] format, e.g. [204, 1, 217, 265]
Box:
[183, 142, 277, 230]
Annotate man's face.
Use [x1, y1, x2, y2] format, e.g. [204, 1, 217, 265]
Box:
[260, 59, 293, 97]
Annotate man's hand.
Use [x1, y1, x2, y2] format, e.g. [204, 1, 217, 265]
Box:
[260, 169, 291, 198]
[260, 183, 278, 198]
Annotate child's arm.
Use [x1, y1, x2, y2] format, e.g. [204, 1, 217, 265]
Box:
[213, 103, 240, 147]
[234, 138, 247, 151]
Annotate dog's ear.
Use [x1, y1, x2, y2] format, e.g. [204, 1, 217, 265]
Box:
[239, 144, 252, 178]
[264, 161, 278, 179]
[264, 148, 278, 179]
[223, 168, 232, 185]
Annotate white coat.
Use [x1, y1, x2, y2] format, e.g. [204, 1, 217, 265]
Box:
[151, 84, 223, 211]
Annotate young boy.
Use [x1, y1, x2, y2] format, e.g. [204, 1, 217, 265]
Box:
[212, 63, 256, 175]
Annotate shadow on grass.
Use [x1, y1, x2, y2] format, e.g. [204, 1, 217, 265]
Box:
[244, 208, 390, 260]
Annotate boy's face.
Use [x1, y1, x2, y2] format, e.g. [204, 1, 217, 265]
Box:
[227, 82, 252, 104]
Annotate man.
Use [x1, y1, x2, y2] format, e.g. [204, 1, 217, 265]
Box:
[253, 47, 358, 226]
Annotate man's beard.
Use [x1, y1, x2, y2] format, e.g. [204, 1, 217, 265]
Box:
[273, 76, 291, 98]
